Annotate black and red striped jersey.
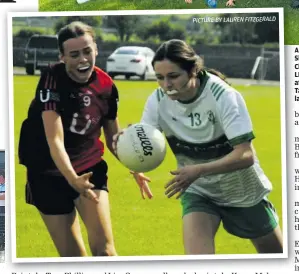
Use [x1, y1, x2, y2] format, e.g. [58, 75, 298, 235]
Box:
[19, 63, 118, 175]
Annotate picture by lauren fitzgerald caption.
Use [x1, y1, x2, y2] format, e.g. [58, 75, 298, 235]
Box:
[192, 15, 277, 24]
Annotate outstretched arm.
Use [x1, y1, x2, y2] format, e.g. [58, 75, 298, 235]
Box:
[42, 111, 98, 203]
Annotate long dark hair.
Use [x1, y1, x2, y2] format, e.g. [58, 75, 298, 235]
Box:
[152, 39, 227, 82]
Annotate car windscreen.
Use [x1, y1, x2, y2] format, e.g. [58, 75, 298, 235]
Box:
[28, 37, 58, 49]
[115, 49, 139, 55]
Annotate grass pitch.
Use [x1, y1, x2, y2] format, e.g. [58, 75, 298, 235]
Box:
[38, 0, 297, 45]
[13, 75, 283, 257]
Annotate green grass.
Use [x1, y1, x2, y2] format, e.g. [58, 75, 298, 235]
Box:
[14, 75, 283, 257]
[38, 0, 297, 45]
[13, 26, 55, 35]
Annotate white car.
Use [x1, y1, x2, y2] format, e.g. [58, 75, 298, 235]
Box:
[106, 46, 155, 80]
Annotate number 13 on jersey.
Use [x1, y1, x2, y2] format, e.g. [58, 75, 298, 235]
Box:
[188, 112, 201, 127]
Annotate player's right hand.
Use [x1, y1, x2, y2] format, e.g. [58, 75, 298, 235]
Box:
[130, 171, 153, 199]
[69, 172, 99, 203]
[185, 0, 192, 3]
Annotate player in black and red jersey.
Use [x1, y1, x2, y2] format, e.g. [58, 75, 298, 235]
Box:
[18, 21, 152, 257]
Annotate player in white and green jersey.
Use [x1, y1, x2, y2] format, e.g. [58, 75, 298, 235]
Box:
[139, 39, 282, 254]
[142, 71, 271, 208]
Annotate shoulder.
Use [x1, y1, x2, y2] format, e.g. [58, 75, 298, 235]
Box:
[205, 72, 241, 106]
[39, 63, 66, 87]
[94, 66, 114, 85]
[144, 87, 168, 114]
[147, 87, 166, 103]
[155, 87, 166, 102]
[44, 63, 65, 77]
[145, 87, 165, 105]
[92, 66, 116, 97]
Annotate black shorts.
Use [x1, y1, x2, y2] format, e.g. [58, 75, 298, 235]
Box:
[26, 160, 108, 215]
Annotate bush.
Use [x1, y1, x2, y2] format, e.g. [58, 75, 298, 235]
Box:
[15, 28, 47, 39]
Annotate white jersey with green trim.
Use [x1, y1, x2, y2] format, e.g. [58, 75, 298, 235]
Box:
[141, 71, 272, 207]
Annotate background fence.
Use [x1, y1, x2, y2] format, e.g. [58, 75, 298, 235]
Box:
[13, 38, 280, 81]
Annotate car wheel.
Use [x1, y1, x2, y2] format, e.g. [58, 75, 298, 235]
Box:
[125, 75, 130, 80]
[25, 64, 35, 75]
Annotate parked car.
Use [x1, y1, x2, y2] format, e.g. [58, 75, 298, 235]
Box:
[106, 46, 155, 80]
[24, 34, 60, 75]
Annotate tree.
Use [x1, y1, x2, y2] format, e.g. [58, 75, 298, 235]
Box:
[216, 14, 257, 44]
[138, 19, 186, 42]
[215, 13, 279, 45]
[15, 28, 45, 39]
[53, 16, 102, 34]
[169, 27, 186, 41]
[254, 13, 279, 44]
[105, 15, 142, 42]
[150, 20, 172, 41]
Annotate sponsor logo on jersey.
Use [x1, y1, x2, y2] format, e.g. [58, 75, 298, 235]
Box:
[39, 89, 60, 103]
[167, 135, 233, 160]
[207, 110, 216, 124]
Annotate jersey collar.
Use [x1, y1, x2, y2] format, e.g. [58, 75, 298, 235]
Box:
[177, 70, 209, 104]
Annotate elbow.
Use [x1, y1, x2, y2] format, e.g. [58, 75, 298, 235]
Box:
[242, 150, 254, 168]
[234, 143, 255, 169]
[105, 142, 115, 156]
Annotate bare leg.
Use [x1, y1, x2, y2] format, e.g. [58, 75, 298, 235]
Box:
[183, 212, 221, 254]
[40, 210, 87, 257]
[251, 225, 283, 253]
[75, 190, 117, 256]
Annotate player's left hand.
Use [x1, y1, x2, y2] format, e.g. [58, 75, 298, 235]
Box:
[185, 0, 192, 3]
[112, 131, 123, 157]
[130, 171, 153, 199]
[165, 165, 200, 199]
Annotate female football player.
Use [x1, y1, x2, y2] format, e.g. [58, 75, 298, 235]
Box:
[115, 39, 283, 254]
[18, 21, 151, 257]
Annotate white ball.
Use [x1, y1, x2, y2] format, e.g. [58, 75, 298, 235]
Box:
[116, 123, 166, 173]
